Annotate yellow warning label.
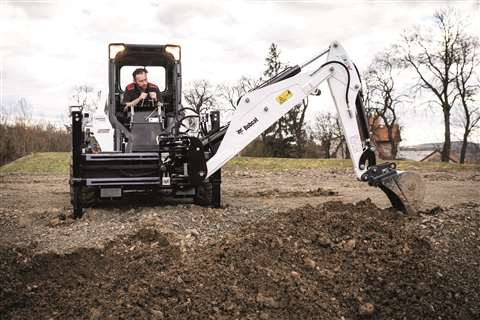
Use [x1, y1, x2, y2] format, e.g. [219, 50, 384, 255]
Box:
[275, 89, 293, 104]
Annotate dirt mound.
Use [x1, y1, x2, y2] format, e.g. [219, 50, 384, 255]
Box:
[1, 201, 479, 319]
[0, 228, 180, 319]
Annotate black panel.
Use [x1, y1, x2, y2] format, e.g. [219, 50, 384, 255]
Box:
[187, 138, 208, 186]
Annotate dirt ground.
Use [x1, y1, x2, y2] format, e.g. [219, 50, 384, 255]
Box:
[0, 167, 479, 319]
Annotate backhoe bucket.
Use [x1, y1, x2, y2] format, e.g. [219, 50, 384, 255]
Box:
[378, 171, 425, 214]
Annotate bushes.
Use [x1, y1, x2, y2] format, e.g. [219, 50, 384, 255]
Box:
[0, 122, 70, 166]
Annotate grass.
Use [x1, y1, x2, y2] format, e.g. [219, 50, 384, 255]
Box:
[0, 152, 70, 174]
[1, 152, 478, 175]
[226, 157, 353, 170]
[227, 157, 480, 172]
[395, 160, 480, 172]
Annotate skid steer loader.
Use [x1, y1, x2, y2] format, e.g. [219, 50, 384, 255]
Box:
[69, 41, 424, 218]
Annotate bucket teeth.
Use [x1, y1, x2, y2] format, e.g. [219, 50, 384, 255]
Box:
[379, 171, 425, 214]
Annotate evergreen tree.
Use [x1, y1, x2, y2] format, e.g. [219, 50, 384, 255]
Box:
[261, 43, 308, 157]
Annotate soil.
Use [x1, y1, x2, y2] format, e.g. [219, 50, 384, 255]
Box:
[0, 167, 479, 319]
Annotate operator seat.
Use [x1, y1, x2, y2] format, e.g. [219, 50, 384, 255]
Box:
[127, 100, 163, 152]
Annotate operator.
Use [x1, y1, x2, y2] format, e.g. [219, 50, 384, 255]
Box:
[123, 68, 161, 111]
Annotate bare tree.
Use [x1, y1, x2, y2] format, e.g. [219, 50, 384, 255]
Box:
[0, 96, 72, 165]
[183, 80, 216, 113]
[0, 103, 12, 125]
[399, 8, 465, 162]
[311, 112, 344, 158]
[453, 36, 480, 163]
[183, 80, 217, 135]
[70, 84, 101, 113]
[217, 76, 260, 111]
[16, 97, 32, 125]
[216, 83, 240, 112]
[364, 50, 405, 159]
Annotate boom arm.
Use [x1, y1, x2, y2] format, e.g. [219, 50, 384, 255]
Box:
[205, 41, 425, 214]
[206, 42, 367, 179]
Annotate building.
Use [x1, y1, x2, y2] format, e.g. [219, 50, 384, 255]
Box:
[368, 117, 402, 160]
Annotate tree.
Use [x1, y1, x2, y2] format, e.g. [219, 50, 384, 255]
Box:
[217, 76, 260, 111]
[264, 43, 285, 79]
[70, 84, 101, 113]
[364, 50, 405, 159]
[453, 36, 480, 163]
[0, 103, 11, 125]
[283, 98, 309, 157]
[183, 80, 216, 114]
[261, 43, 286, 153]
[0, 97, 70, 166]
[16, 97, 32, 125]
[261, 43, 309, 157]
[311, 112, 344, 158]
[183, 80, 217, 135]
[399, 8, 465, 162]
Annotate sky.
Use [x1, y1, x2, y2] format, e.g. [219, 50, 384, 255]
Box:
[1, 0, 479, 146]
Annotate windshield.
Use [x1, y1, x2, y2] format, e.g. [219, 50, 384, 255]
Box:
[120, 65, 166, 92]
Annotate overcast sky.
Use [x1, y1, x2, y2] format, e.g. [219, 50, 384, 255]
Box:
[1, 0, 479, 146]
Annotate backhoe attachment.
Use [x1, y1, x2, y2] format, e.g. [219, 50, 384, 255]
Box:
[204, 41, 425, 213]
[360, 162, 425, 214]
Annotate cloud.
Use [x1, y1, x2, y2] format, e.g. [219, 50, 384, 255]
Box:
[5, 0, 57, 19]
[0, 0, 479, 144]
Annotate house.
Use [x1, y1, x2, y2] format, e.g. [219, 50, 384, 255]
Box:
[368, 117, 402, 160]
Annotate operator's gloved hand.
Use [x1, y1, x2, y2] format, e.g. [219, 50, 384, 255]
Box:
[124, 92, 149, 111]
[148, 92, 157, 100]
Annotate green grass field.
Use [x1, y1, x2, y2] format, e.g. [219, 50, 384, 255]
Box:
[0, 152, 478, 175]
[0, 152, 70, 174]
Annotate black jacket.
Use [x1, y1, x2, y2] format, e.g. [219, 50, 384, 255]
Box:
[123, 82, 161, 104]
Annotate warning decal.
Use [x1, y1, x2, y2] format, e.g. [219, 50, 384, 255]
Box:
[275, 89, 293, 104]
